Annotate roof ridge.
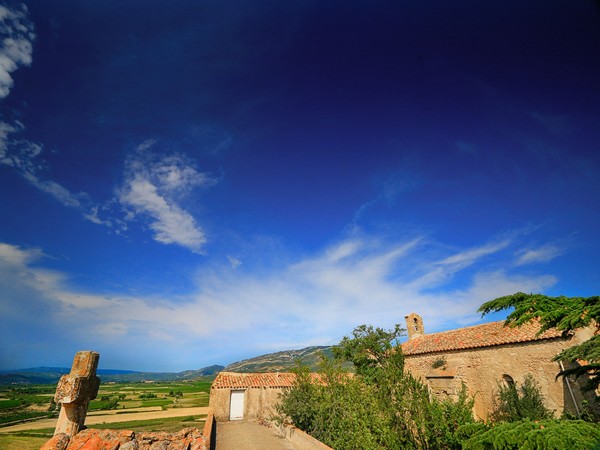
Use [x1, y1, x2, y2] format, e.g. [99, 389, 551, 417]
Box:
[407, 319, 506, 339]
[401, 319, 563, 356]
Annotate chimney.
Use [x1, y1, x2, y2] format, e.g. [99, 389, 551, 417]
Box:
[405, 313, 424, 340]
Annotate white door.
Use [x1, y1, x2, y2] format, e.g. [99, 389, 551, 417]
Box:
[229, 390, 245, 420]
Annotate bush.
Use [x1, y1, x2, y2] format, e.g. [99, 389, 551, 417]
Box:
[460, 419, 600, 450]
[276, 324, 476, 449]
[492, 374, 552, 422]
[139, 392, 157, 399]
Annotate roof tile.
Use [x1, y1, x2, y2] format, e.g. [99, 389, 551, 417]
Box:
[211, 371, 322, 389]
[402, 320, 565, 356]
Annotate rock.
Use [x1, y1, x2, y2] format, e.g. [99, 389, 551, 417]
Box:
[65, 429, 135, 450]
[40, 433, 70, 450]
[54, 351, 101, 437]
[39, 426, 207, 450]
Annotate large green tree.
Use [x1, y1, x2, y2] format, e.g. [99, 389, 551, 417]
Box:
[478, 292, 599, 392]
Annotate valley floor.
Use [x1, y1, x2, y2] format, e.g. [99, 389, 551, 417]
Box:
[0, 406, 210, 433]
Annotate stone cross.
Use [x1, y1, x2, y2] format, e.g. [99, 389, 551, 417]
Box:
[53, 351, 100, 437]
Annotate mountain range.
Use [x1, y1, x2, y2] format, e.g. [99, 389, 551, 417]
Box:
[0, 346, 334, 384]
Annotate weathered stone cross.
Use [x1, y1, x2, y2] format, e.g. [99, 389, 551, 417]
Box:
[53, 351, 100, 437]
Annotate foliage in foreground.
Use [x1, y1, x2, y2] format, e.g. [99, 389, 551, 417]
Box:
[492, 374, 552, 422]
[459, 419, 600, 450]
[478, 292, 600, 393]
[275, 324, 475, 450]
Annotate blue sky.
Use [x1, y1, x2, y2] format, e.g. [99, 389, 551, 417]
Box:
[0, 0, 599, 372]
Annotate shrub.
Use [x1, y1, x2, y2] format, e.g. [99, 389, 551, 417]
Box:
[461, 419, 600, 450]
[139, 392, 157, 399]
[492, 374, 552, 422]
[276, 324, 476, 449]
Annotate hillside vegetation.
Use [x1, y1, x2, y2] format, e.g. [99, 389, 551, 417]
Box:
[0, 365, 223, 385]
[224, 346, 334, 372]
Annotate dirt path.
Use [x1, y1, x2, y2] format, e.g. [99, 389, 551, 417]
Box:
[0, 407, 210, 433]
[216, 420, 295, 450]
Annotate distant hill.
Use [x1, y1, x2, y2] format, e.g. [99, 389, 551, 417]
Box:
[224, 346, 334, 372]
[0, 345, 344, 385]
[0, 364, 224, 385]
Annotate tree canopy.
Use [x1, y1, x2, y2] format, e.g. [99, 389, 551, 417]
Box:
[478, 292, 599, 392]
[277, 324, 475, 449]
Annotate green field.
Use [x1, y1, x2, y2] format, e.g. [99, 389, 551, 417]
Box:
[0, 380, 211, 425]
[0, 378, 213, 449]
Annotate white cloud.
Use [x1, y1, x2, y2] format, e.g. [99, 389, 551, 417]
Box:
[0, 123, 92, 210]
[0, 6, 214, 253]
[227, 255, 242, 268]
[1, 128, 215, 252]
[515, 244, 563, 266]
[437, 240, 511, 268]
[0, 231, 560, 369]
[118, 141, 215, 253]
[21, 171, 85, 208]
[0, 4, 35, 98]
[0, 112, 213, 252]
[0, 242, 43, 266]
[0, 10, 90, 217]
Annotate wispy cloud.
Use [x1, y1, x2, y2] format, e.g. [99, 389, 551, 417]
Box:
[0, 22, 214, 254]
[0, 231, 558, 370]
[0, 4, 225, 257]
[515, 244, 563, 266]
[0, 6, 92, 216]
[1, 125, 216, 252]
[118, 140, 216, 253]
[0, 122, 88, 207]
[0, 3, 34, 98]
[530, 111, 572, 135]
[437, 240, 511, 268]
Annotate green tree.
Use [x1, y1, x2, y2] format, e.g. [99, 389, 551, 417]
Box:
[478, 293, 599, 392]
[492, 374, 552, 422]
[277, 324, 475, 449]
[333, 323, 404, 382]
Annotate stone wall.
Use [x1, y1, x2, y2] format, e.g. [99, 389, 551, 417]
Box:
[275, 423, 334, 450]
[210, 387, 285, 421]
[403, 332, 591, 420]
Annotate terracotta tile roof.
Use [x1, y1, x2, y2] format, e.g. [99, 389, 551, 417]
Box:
[211, 371, 323, 389]
[401, 320, 566, 356]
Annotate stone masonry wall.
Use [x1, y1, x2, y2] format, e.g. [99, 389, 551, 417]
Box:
[403, 335, 590, 420]
[210, 387, 285, 421]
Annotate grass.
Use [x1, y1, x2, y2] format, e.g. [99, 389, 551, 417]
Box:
[0, 411, 51, 425]
[0, 400, 21, 410]
[0, 434, 49, 450]
[89, 415, 206, 433]
[135, 399, 172, 408]
[0, 416, 206, 449]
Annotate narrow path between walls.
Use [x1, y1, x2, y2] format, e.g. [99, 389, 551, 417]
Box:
[216, 420, 295, 450]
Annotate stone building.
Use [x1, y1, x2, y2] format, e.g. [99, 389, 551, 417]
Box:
[401, 313, 594, 420]
[210, 316, 594, 423]
[210, 371, 321, 421]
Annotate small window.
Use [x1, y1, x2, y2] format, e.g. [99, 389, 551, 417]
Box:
[414, 317, 419, 331]
[502, 374, 515, 387]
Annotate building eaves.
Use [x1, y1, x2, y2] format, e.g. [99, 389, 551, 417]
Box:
[401, 320, 566, 356]
[211, 371, 322, 389]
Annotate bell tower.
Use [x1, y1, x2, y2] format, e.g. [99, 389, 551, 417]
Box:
[405, 312, 424, 340]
